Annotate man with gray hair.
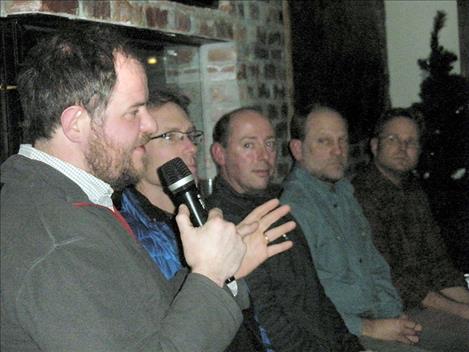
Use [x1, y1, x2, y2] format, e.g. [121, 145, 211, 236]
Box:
[208, 106, 365, 352]
[281, 104, 428, 352]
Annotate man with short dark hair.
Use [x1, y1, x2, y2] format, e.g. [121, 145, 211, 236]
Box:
[208, 107, 365, 352]
[281, 105, 429, 352]
[352, 107, 469, 350]
[117, 90, 294, 352]
[1, 26, 287, 351]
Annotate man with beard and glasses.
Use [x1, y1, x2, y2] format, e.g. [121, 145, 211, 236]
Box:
[281, 105, 429, 352]
[352, 108, 469, 351]
[116, 90, 294, 352]
[0, 26, 291, 352]
[206, 107, 364, 352]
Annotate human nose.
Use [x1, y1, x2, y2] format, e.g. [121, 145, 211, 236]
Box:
[140, 107, 157, 135]
[258, 144, 275, 162]
[331, 141, 346, 156]
[181, 134, 198, 153]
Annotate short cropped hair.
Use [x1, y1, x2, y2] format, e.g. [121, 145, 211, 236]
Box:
[373, 107, 425, 138]
[290, 104, 343, 141]
[17, 25, 139, 143]
[212, 106, 263, 147]
[147, 88, 191, 114]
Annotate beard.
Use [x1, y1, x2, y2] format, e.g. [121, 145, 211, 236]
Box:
[85, 123, 141, 191]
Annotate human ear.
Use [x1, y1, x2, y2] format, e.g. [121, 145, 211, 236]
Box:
[289, 139, 303, 162]
[211, 143, 226, 166]
[60, 106, 89, 143]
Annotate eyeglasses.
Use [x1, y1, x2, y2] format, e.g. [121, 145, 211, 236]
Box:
[379, 134, 420, 150]
[149, 130, 204, 145]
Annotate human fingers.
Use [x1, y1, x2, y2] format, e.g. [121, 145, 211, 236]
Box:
[175, 204, 192, 233]
[207, 207, 223, 221]
[258, 204, 291, 230]
[405, 334, 420, 344]
[266, 240, 293, 258]
[242, 199, 280, 223]
[237, 221, 260, 238]
[401, 318, 422, 333]
[264, 220, 296, 242]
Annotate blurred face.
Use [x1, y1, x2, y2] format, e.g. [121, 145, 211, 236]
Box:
[139, 102, 198, 188]
[371, 116, 420, 181]
[215, 111, 276, 194]
[85, 53, 155, 189]
[291, 111, 348, 184]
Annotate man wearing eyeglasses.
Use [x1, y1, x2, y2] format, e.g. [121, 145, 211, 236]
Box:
[115, 89, 294, 352]
[280, 104, 456, 352]
[352, 107, 469, 350]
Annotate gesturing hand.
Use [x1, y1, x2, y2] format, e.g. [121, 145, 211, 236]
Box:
[176, 205, 246, 287]
[235, 199, 295, 279]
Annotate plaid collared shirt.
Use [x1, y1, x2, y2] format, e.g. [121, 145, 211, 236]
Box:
[19, 144, 114, 210]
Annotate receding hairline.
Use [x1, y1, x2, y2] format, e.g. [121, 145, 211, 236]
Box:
[380, 115, 420, 135]
[305, 108, 346, 128]
[226, 109, 272, 139]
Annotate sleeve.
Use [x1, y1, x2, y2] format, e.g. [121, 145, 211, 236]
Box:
[365, 236, 403, 317]
[16, 242, 242, 352]
[418, 198, 466, 291]
[282, 189, 365, 344]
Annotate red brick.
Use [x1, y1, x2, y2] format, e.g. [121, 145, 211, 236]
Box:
[176, 48, 196, 65]
[175, 11, 191, 32]
[146, 6, 168, 29]
[215, 20, 233, 40]
[41, 0, 78, 14]
[208, 48, 235, 62]
[199, 20, 215, 37]
[82, 0, 111, 20]
[111, 0, 143, 26]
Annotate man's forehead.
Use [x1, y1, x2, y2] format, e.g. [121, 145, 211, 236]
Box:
[231, 112, 273, 133]
[383, 116, 418, 133]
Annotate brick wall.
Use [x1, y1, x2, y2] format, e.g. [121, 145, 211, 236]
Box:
[1, 0, 294, 181]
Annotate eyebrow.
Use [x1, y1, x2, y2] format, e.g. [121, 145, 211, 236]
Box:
[241, 135, 275, 140]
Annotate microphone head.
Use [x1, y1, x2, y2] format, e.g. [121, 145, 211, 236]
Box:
[158, 157, 195, 193]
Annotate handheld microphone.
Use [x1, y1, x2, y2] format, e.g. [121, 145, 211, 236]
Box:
[158, 157, 207, 227]
[158, 157, 237, 288]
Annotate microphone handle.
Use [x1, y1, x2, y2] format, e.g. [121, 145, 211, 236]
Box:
[182, 191, 207, 227]
[175, 189, 208, 227]
[175, 188, 236, 287]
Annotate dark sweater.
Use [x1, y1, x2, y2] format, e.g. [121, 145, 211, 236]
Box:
[207, 175, 363, 352]
[352, 163, 466, 309]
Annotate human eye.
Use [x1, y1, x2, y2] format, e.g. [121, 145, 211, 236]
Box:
[317, 137, 331, 146]
[124, 109, 139, 120]
[166, 131, 184, 143]
[243, 142, 254, 149]
[406, 139, 420, 149]
[265, 139, 277, 151]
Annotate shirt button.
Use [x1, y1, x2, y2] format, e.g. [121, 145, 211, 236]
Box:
[359, 258, 363, 263]
[333, 203, 338, 208]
